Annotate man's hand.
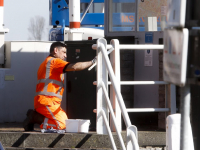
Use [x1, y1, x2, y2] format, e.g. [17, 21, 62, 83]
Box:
[91, 56, 97, 65]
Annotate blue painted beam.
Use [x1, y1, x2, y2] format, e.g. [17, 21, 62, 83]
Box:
[81, 0, 135, 3]
[81, 0, 104, 3]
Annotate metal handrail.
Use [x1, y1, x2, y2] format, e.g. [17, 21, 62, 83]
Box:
[100, 82, 126, 150]
[94, 38, 172, 149]
[92, 44, 164, 50]
[96, 40, 139, 150]
[100, 109, 118, 150]
[93, 81, 168, 85]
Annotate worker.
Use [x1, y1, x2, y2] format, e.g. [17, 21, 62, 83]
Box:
[23, 41, 96, 131]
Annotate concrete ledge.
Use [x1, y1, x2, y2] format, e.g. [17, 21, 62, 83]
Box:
[0, 131, 165, 149]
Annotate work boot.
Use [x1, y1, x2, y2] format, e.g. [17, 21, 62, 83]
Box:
[23, 109, 34, 131]
[23, 109, 45, 131]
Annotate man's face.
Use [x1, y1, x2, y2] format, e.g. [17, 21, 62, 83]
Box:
[54, 47, 67, 60]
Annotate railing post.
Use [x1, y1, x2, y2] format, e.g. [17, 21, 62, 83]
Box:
[110, 39, 122, 132]
[96, 38, 109, 134]
[166, 84, 176, 116]
[127, 125, 139, 150]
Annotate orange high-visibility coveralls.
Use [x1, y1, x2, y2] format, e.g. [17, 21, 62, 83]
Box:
[34, 56, 69, 130]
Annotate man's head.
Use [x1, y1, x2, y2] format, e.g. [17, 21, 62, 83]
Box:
[50, 42, 67, 60]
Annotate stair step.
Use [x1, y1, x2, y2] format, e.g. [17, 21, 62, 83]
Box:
[0, 131, 165, 149]
[4, 148, 113, 150]
[4, 147, 166, 150]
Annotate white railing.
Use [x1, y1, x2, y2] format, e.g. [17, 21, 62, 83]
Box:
[92, 38, 176, 150]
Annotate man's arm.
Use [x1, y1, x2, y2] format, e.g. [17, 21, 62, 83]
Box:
[65, 61, 93, 71]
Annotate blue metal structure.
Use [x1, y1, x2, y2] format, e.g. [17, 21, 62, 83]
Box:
[51, 0, 104, 27]
[49, 0, 163, 41]
[49, 0, 104, 41]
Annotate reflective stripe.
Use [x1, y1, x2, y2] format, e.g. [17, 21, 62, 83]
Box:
[46, 106, 60, 129]
[43, 58, 54, 93]
[35, 57, 64, 99]
[43, 118, 49, 130]
[35, 91, 62, 99]
[42, 118, 57, 129]
[48, 124, 56, 127]
[37, 79, 64, 87]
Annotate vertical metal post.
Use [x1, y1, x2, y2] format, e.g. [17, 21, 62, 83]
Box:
[69, 0, 80, 28]
[110, 39, 121, 132]
[0, 0, 4, 64]
[135, 0, 139, 31]
[96, 38, 109, 134]
[166, 84, 176, 116]
[0, 0, 9, 65]
[180, 84, 193, 150]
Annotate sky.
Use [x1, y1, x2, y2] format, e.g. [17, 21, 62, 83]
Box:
[4, 0, 50, 41]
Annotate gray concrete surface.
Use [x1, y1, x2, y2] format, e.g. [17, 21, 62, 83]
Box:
[0, 123, 166, 150]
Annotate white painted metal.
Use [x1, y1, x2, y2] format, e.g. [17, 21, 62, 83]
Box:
[99, 41, 132, 127]
[101, 82, 126, 150]
[65, 27, 104, 42]
[66, 28, 83, 41]
[167, 0, 187, 27]
[0, 0, 9, 65]
[92, 44, 112, 50]
[69, 0, 80, 26]
[110, 39, 121, 132]
[94, 38, 177, 149]
[0, 6, 3, 29]
[96, 38, 139, 149]
[100, 109, 117, 150]
[127, 108, 170, 112]
[166, 114, 181, 150]
[96, 38, 108, 134]
[120, 81, 167, 85]
[145, 17, 158, 31]
[163, 28, 189, 86]
[93, 81, 168, 85]
[180, 86, 194, 150]
[127, 125, 139, 150]
[119, 45, 164, 50]
[92, 44, 164, 50]
[0, 33, 5, 64]
[88, 47, 113, 71]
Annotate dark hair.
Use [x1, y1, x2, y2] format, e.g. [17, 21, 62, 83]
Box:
[50, 42, 67, 54]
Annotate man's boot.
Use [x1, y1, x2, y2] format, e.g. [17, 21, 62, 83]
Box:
[23, 109, 45, 131]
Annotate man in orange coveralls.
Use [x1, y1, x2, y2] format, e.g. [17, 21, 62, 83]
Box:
[23, 42, 96, 131]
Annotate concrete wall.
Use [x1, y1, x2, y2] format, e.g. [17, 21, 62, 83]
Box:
[0, 41, 66, 123]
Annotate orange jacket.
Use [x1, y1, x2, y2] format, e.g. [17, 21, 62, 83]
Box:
[34, 56, 69, 108]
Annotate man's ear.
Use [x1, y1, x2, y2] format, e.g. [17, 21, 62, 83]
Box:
[54, 47, 58, 54]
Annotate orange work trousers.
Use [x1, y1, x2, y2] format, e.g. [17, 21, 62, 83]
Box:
[36, 103, 68, 130]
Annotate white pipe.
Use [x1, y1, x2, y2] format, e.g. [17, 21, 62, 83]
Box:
[127, 108, 170, 112]
[101, 82, 126, 150]
[93, 81, 168, 85]
[88, 48, 114, 71]
[119, 45, 164, 50]
[100, 43, 132, 127]
[100, 110, 117, 150]
[69, 0, 80, 28]
[92, 44, 112, 50]
[129, 130, 140, 150]
[92, 44, 164, 50]
[0, 0, 4, 29]
[80, 0, 94, 23]
[120, 81, 168, 85]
